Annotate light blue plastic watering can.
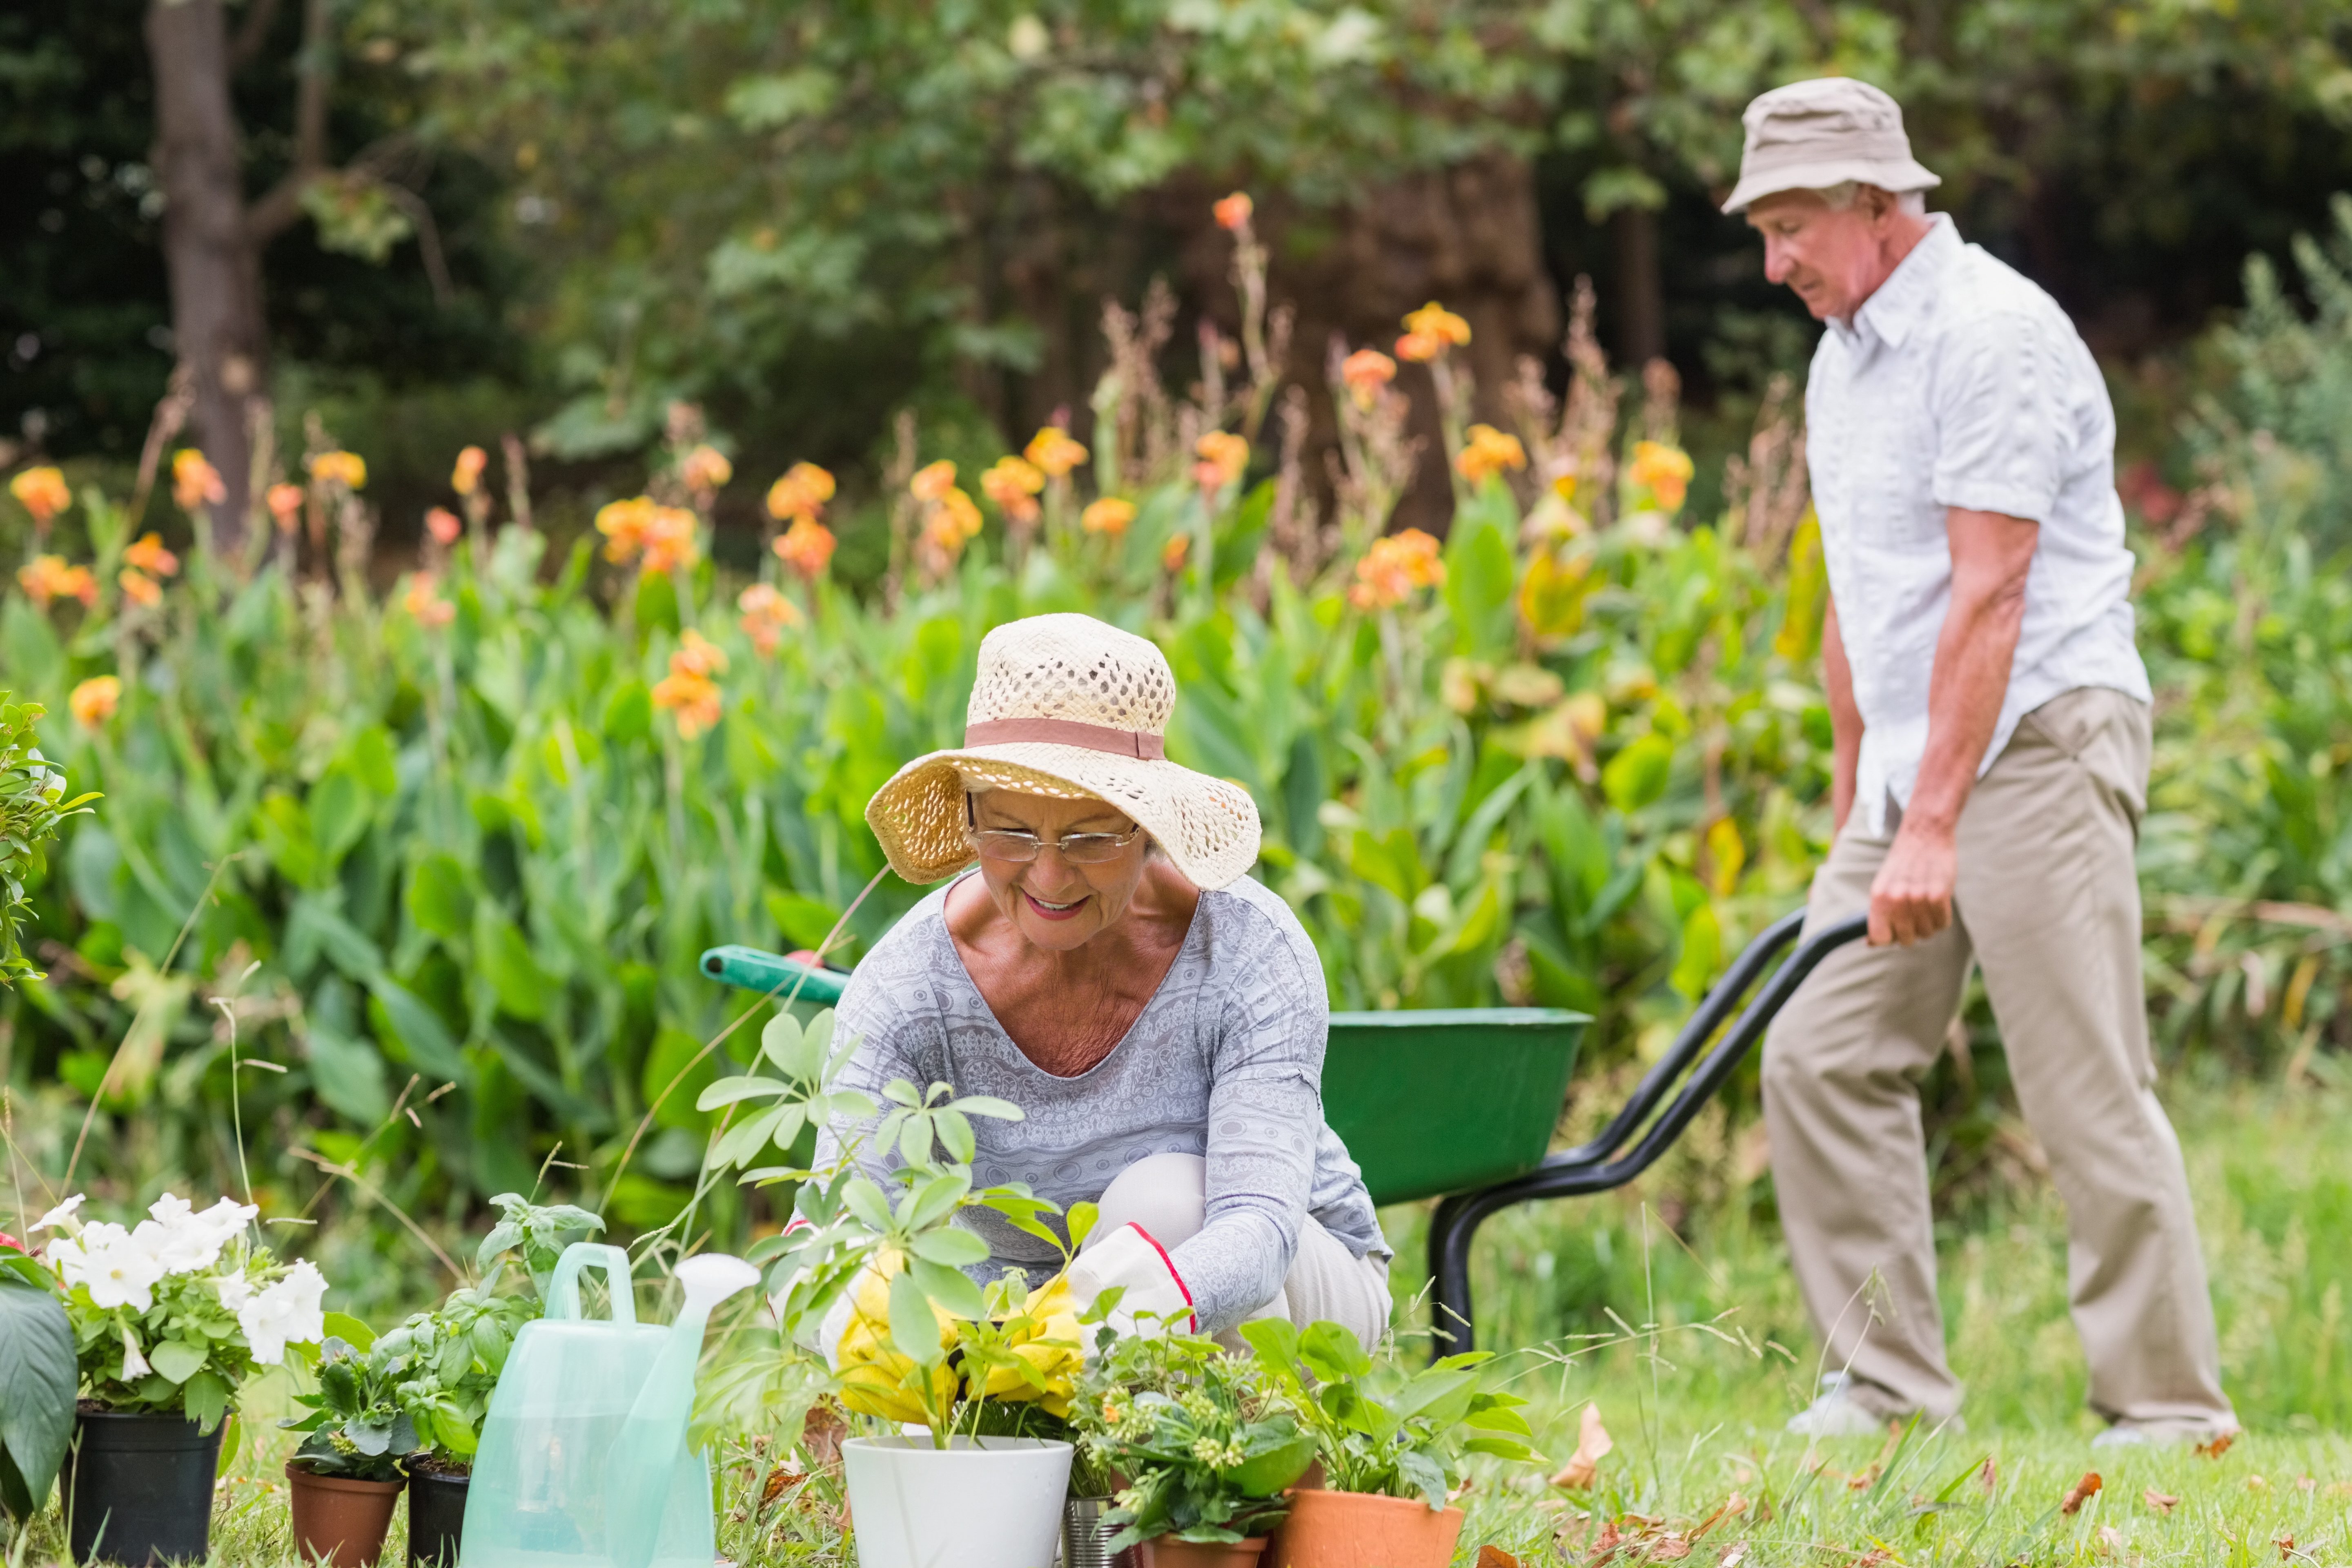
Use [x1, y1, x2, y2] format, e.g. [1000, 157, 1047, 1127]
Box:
[461, 1243, 760, 1568]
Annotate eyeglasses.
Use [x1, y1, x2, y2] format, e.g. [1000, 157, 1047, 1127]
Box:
[964, 795, 1143, 865]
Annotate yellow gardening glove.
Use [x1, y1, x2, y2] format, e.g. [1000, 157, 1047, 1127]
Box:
[969, 1270, 1085, 1418]
[825, 1248, 962, 1425]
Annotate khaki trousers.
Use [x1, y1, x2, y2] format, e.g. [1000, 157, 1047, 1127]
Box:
[1762, 686, 2233, 1427]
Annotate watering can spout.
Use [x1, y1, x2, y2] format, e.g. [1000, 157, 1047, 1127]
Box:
[603, 1254, 762, 1568]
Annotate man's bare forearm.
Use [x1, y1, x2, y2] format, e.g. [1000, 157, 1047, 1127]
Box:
[1822, 596, 1863, 835]
[1904, 508, 2038, 837]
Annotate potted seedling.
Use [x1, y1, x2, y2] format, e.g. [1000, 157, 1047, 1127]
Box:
[699, 1005, 1085, 1568]
[31, 1192, 329, 1566]
[1241, 1321, 1540, 1568]
[1072, 1323, 1317, 1568]
[282, 1334, 415, 1567]
[382, 1195, 601, 1568]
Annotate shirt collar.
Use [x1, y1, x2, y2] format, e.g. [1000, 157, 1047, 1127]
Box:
[1832, 213, 1960, 351]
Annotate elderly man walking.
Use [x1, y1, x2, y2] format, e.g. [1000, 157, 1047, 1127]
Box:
[1726, 79, 2236, 1443]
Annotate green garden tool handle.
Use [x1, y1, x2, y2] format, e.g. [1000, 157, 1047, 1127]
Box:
[697, 945, 849, 1005]
[544, 1242, 637, 1323]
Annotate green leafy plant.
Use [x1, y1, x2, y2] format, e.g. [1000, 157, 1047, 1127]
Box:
[475, 1193, 607, 1299]
[0, 1236, 75, 1522]
[1241, 1319, 1540, 1510]
[0, 694, 94, 987]
[283, 1332, 418, 1482]
[379, 1276, 536, 1470]
[1074, 1326, 1315, 1547]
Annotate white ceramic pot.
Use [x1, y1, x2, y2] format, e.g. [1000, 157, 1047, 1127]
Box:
[843, 1435, 1074, 1568]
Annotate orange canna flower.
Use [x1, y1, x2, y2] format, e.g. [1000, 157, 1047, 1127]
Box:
[1161, 532, 1191, 572]
[941, 486, 983, 542]
[69, 675, 120, 729]
[425, 507, 463, 546]
[1340, 350, 1396, 409]
[737, 582, 803, 656]
[981, 456, 1045, 524]
[1194, 431, 1249, 492]
[122, 533, 181, 578]
[672, 628, 728, 679]
[1348, 527, 1446, 611]
[1403, 301, 1472, 347]
[680, 444, 733, 495]
[307, 450, 367, 490]
[774, 516, 836, 580]
[1394, 330, 1444, 363]
[639, 505, 701, 576]
[172, 450, 226, 511]
[595, 496, 657, 562]
[267, 483, 307, 532]
[766, 461, 837, 523]
[1213, 192, 1254, 232]
[1626, 440, 1695, 512]
[17, 555, 97, 608]
[401, 572, 456, 628]
[118, 568, 161, 608]
[451, 445, 488, 497]
[1025, 426, 1089, 479]
[10, 467, 70, 526]
[652, 633, 726, 738]
[1456, 424, 1528, 485]
[1080, 497, 1135, 536]
[910, 460, 958, 504]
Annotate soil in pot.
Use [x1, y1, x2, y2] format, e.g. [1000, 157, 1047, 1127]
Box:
[59, 1408, 225, 1567]
[1137, 1536, 1267, 1568]
[406, 1461, 470, 1568]
[287, 1461, 405, 1568]
[1265, 1489, 1463, 1568]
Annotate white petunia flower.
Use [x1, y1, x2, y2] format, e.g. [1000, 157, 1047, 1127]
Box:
[237, 1259, 328, 1365]
[45, 1236, 87, 1287]
[194, 1197, 257, 1242]
[215, 1275, 254, 1312]
[33, 1195, 84, 1232]
[147, 1193, 193, 1227]
[81, 1235, 166, 1313]
[120, 1327, 150, 1380]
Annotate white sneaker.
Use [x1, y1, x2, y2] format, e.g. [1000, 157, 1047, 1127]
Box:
[1786, 1373, 1894, 1438]
[2092, 1419, 2236, 1449]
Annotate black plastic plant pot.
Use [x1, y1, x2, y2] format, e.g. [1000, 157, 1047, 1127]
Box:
[59, 1410, 224, 1567]
[406, 1467, 469, 1568]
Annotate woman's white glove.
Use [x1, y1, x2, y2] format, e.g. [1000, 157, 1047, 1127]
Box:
[1067, 1223, 1194, 1339]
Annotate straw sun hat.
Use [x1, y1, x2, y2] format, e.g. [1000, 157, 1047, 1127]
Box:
[863, 613, 1262, 891]
[1720, 78, 1941, 215]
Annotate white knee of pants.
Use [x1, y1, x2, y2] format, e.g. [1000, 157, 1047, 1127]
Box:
[1086, 1152, 1207, 1250]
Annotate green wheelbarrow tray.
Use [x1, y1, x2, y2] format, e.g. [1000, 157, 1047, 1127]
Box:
[697, 908, 1867, 1356]
[698, 948, 1585, 1209]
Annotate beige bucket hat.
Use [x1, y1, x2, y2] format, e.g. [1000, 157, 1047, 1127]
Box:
[1721, 77, 1941, 214]
[863, 613, 1262, 890]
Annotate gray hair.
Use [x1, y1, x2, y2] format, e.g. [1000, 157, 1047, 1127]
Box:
[1817, 181, 1928, 216]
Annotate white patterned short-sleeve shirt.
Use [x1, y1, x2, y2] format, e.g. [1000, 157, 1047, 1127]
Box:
[1805, 214, 2151, 837]
[817, 873, 1388, 1335]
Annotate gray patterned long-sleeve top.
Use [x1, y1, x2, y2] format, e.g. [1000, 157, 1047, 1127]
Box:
[816, 873, 1388, 1334]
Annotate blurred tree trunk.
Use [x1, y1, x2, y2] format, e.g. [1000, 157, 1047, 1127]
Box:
[1610, 205, 1666, 369]
[145, 0, 265, 549]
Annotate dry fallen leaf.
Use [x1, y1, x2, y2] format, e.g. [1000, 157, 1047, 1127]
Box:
[1846, 1462, 1883, 1492]
[1717, 1546, 1748, 1568]
[2297, 1476, 2317, 1492]
[2098, 1524, 2124, 1556]
[1552, 1403, 1616, 1490]
[2198, 1432, 2236, 1459]
[1475, 1548, 1520, 1568]
[2248, 1474, 2271, 1492]
[2062, 1472, 2105, 1515]
[2275, 1536, 2296, 1561]
[1979, 1456, 1999, 1497]
[1691, 1494, 1748, 1541]
[2327, 1481, 2352, 1499]
[757, 1464, 793, 1509]
[2144, 1488, 2180, 1516]
[1648, 1535, 1693, 1561]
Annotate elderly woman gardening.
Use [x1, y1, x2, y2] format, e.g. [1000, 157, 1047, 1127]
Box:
[817, 612, 1392, 1349]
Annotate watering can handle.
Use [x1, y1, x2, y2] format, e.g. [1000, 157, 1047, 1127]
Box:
[544, 1243, 638, 1324]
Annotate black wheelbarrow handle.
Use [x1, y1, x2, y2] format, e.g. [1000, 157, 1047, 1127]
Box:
[1425, 909, 1871, 1355]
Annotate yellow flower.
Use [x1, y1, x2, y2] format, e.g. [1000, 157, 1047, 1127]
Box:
[774, 517, 836, 580]
[1627, 441, 1695, 512]
[17, 555, 97, 608]
[1349, 528, 1446, 611]
[909, 460, 958, 503]
[118, 569, 162, 608]
[738, 583, 803, 656]
[981, 456, 1045, 524]
[680, 444, 733, 494]
[123, 533, 181, 578]
[766, 461, 836, 522]
[1194, 431, 1249, 491]
[451, 445, 488, 497]
[1403, 301, 1472, 347]
[9, 467, 69, 526]
[308, 450, 367, 490]
[1213, 192, 1254, 232]
[1024, 427, 1089, 479]
[1455, 424, 1528, 485]
[267, 483, 307, 532]
[172, 450, 226, 511]
[1080, 497, 1135, 536]
[69, 676, 120, 729]
[1340, 350, 1396, 409]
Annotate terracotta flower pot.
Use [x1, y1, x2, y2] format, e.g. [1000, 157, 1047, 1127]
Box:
[1138, 1535, 1267, 1568]
[286, 1461, 404, 1568]
[1265, 1489, 1463, 1568]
